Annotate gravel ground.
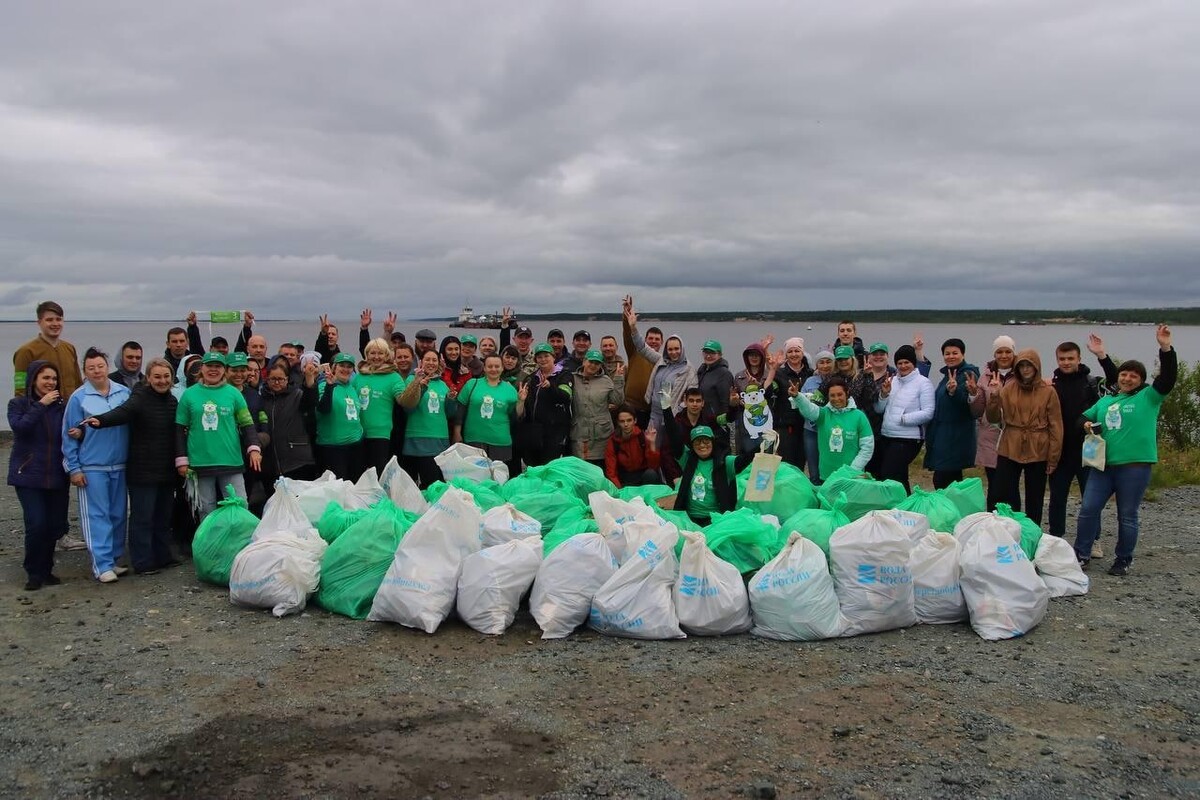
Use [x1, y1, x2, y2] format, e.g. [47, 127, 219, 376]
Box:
[1, 443, 1198, 800]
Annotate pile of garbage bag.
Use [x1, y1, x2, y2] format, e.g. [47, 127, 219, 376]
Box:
[197, 446, 1086, 640]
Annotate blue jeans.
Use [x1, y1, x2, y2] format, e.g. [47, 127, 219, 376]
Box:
[16, 486, 69, 582]
[1074, 464, 1152, 564]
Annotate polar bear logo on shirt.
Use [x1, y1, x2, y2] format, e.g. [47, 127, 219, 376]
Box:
[480, 395, 495, 419]
[829, 425, 844, 453]
[739, 384, 773, 440]
[201, 401, 219, 431]
[426, 390, 441, 415]
[358, 386, 371, 411]
[344, 397, 359, 421]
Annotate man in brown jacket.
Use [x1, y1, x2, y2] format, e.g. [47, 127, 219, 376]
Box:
[985, 349, 1063, 525]
[621, 294, 662, 429]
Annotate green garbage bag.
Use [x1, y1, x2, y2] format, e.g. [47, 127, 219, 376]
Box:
[781, 498, 852, 560]
[736, 462, 819, 519]
[542, 509, 601, 556]
[315, 505, 413, 619]
[894, 486, 962, 533]
[498, 473, 552, 502]
[817, 465, 907, 521]
[424, 477, 506, 511]
[615, 484, 676, 505]
[193, 488, 259, 586]
[701, 508, 786, 575]
[995, 503, 1043, 561]
[509, 490, 587, 529]
[316, 501, 372, 544]
[943, 477, 986, 518]
[524, 457, 617, 502]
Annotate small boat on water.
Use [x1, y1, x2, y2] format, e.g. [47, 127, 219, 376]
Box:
[450, 305, 512, 329]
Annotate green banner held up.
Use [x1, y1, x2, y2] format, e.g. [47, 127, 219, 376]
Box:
[208, 311, 242, 324]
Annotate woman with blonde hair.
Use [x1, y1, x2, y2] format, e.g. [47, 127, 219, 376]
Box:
[355, 337, 408, 474]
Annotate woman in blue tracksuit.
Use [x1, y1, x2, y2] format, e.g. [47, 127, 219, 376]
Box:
[62, 348, 131, 583]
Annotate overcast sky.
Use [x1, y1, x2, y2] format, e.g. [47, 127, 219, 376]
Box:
[1, 1, 1197, 320]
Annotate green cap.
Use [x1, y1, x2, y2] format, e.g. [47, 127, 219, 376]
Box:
[225, 352, 249, 368]
[201, 351, 226, 366]
[690, 425, 715, 442]
[868, 342, 889, 354]
[534, 343, 554, 355]
[332, 352, 356, 365]
[460, 334, 478, 346]
[584, 349, 603, 363]
[701, 340, 723, 354]
[834, 345, 856, 360]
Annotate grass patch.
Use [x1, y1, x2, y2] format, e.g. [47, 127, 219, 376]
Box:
[1146, 445, 1200, 500]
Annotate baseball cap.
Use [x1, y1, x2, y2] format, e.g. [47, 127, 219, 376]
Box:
[534, 343, 554, 355]
[332, 352, 357, 365]
[415, 328, 437, 341]
[547, 328, 565, 339]
[573, 329, 591, 341]
[201, 351, 226, 366]
[584, 349, 603, 363]
[690, 425, 715, 442]
[701, 340, 723, 354]
[389, 331, 406, 343]
[460, 334, 478, 346]
[834, 345, 856, 360]
[225, 352, 249, 368]
[868, 342, 889, 354]
[515, 326, 533, 337]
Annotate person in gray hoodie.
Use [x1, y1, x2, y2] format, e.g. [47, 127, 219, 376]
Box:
[643, 334, 696, 434]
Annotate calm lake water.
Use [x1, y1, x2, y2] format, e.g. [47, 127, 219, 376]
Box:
[4, 317, 1194, 430]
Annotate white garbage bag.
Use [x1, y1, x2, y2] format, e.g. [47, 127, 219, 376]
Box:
[749, 532, 845, 640]
[254, 488, 312, 540]
[909, 531, 967, 624]
[434, 443, 494, 484]
[830, 511, 917, 636]
[456, 537, 543, 634]
[674, 530, 752, 636]
[271, 471, 351, 524]
[489, 460, 510, 485]
[955, 512, 1020, 545]
[367, 487, 484, 633]
[958, 514, 1049, 640]
[380, 456, 430, 514]
[1034, 535, 1090, 597]
[530, 533, 619, 640]
[345, 467, 386, 509]
[230, 528, 328, 617]
[589, 526, 685, 639]
[886, 509, 931, 544]
[592, 494, 659, 562]
[480, 504, 543, 547]
[618, 517, 678, 566]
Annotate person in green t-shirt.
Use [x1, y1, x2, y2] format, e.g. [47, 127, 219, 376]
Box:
[399, 349, 458, 487]
[175, 351, 261, 519]
[354, 338, 408, 474]
[455, 354, 527, 463]
[1075, 324, 1177, 576]
[660, 389, 760, 525]
[788, 375, 875, 481]
[317, 352, 364, 480]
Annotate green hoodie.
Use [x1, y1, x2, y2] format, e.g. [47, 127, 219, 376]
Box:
[791, 392, 874, 480]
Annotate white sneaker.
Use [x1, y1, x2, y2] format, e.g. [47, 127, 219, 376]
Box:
[57, 535, 88, 552]
[1091, 542, 1103, 559]
[113, 566, 130, 576]
[98, 570, 119, 584]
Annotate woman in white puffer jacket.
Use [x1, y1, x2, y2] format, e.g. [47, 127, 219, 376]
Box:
[874, 344, 934, 493]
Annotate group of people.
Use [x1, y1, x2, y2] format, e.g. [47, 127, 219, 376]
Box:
[8, 297, 1178, 591]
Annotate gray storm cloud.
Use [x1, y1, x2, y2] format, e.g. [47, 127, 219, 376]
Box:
[1, 0, 1197, 319]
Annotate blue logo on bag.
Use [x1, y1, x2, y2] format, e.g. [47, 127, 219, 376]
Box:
[754, 471, 771, 491]
[637, 540, 664, 567]
[857, 564, 877, 584]
[752, 571, 772, 593]
[996, 545, 1013, 564]
[679, 574, 718, 597]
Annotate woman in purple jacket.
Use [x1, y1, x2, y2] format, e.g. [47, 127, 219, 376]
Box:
[7, 361, 70, 590]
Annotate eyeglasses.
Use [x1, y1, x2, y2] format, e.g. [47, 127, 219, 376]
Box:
[267, 376, 288, 384]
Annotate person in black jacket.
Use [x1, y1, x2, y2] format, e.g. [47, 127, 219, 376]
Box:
[519, 344, 574, 468]
[1047, 335, 1119, 540]
[83, 358, 180, 574]
[260, 358, 320, 498]
[772, 337, 814, 473]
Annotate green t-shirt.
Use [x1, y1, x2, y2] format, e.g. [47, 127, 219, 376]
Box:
[176, 382, 253, 469]
[353, 372, 406, 439]
[317, 380, 365, 446]
[687, 458, 719, 519]
[459, 378, 519, 446]
[815, 406, 873, 480]
[1083, 387, 1166, 465]
[404, 378, 453, 442]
